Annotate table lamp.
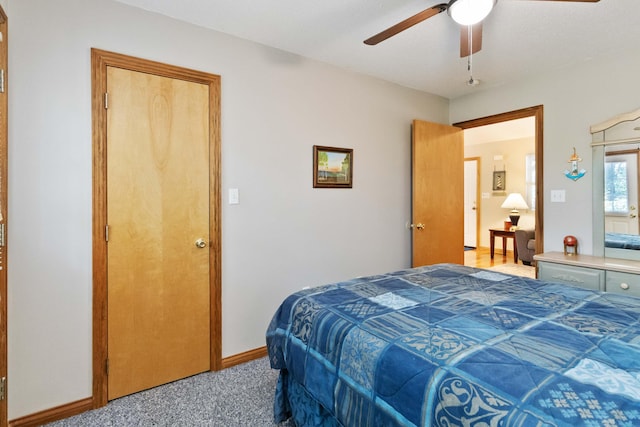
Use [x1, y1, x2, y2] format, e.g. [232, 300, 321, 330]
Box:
[501, 193, 529, 227]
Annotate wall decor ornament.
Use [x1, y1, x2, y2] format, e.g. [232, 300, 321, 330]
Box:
[565, 147, 586, 181]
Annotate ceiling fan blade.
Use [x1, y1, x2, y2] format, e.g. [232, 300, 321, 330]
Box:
[460, 24, 483, 58]
[364, 3, 448, 45]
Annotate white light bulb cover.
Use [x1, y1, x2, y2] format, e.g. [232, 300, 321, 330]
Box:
[448, 0, 496, 26]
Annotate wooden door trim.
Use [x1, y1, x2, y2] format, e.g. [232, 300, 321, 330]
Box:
[0, 6, 7, 427]
[91, 49, 221, 408]
[454, 105, 544, 256]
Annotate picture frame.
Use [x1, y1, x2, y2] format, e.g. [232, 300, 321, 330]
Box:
[493, 170, 506, 191]
[313, 145, 353, 188]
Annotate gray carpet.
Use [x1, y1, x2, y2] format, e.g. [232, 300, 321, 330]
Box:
[46, 357, 294, 426]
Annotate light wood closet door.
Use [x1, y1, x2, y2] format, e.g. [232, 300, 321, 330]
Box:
[106, 66, 211, 399]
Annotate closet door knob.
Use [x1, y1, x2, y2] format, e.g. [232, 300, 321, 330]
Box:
[620, 282, 630, 291]
[195, 238, 207, 249]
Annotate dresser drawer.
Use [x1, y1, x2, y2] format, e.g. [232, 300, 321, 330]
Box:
[606, 271, 640, 297]
[538, 262, 604, 291]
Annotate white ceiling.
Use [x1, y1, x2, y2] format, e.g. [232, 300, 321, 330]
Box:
[112, 0, 638, 100]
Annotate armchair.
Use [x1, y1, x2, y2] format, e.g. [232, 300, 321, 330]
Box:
[515, 229, 536, 266]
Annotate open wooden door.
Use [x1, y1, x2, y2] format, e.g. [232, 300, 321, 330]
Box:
[412, 120, 464, 267]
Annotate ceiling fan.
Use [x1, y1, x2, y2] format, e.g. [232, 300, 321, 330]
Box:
[364, 0, 600, 58]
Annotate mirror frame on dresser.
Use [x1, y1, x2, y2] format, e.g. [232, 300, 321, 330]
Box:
[591, 107, 640, 261]
[534, 107, 640, 297]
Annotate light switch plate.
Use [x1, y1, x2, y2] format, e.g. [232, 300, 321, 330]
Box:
[229, 188, 239, 205]
[550, 189, 565, 203]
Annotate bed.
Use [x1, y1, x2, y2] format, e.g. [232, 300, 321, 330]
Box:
[266, 263, 640, 426]
[605, 232, 640, 250]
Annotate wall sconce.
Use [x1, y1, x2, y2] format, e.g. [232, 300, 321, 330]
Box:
[565, 147, 586, 181]
[501, 193, 529, 227]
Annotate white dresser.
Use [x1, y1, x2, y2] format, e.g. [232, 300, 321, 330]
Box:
[535, 252, 640, 298]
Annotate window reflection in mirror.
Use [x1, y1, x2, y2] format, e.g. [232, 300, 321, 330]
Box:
[592, 107, 640, 259]
[604, 147, 640, 249]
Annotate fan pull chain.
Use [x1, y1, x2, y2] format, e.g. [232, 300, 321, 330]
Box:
[467, 25, 479, 86]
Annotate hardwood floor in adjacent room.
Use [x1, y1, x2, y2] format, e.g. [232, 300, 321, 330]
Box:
[464, 246, 518, 269]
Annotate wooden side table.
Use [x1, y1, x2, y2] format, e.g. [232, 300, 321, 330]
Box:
[489, 228, 518, 263]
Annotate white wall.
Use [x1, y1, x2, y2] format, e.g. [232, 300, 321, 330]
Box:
[451, 51, 640, 255]
[6, 0, 449, 419]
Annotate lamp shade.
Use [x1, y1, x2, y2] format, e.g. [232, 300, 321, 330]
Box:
[448, 0, 497, 26]
[501, 193, 529, 210]
[501, 193, 528, 227]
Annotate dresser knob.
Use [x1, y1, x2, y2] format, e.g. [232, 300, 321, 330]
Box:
[620, 282, 630, 290]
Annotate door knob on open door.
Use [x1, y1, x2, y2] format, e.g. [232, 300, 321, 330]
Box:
[410, 223, 425, 230]
[195, 238, 207, 248]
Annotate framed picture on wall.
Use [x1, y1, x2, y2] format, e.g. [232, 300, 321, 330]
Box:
[313, 145, 353, 188]
[493, 170, 506, 191]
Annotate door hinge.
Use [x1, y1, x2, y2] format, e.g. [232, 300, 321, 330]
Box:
[0, 224, 5, 247]
[104, 92, 108, 109]
[0, 69, 5, 94]
[105, 224, 109, 242]
[0, 377, 6, 401]
[106, 359, 109, 375]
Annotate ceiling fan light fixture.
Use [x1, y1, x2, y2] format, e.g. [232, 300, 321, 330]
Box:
[448, 0, 496, 26]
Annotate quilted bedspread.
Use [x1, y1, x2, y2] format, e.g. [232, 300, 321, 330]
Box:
[266, 263, 640, 426]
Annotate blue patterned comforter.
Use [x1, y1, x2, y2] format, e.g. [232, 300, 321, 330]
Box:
[266, 263, 640, 426]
